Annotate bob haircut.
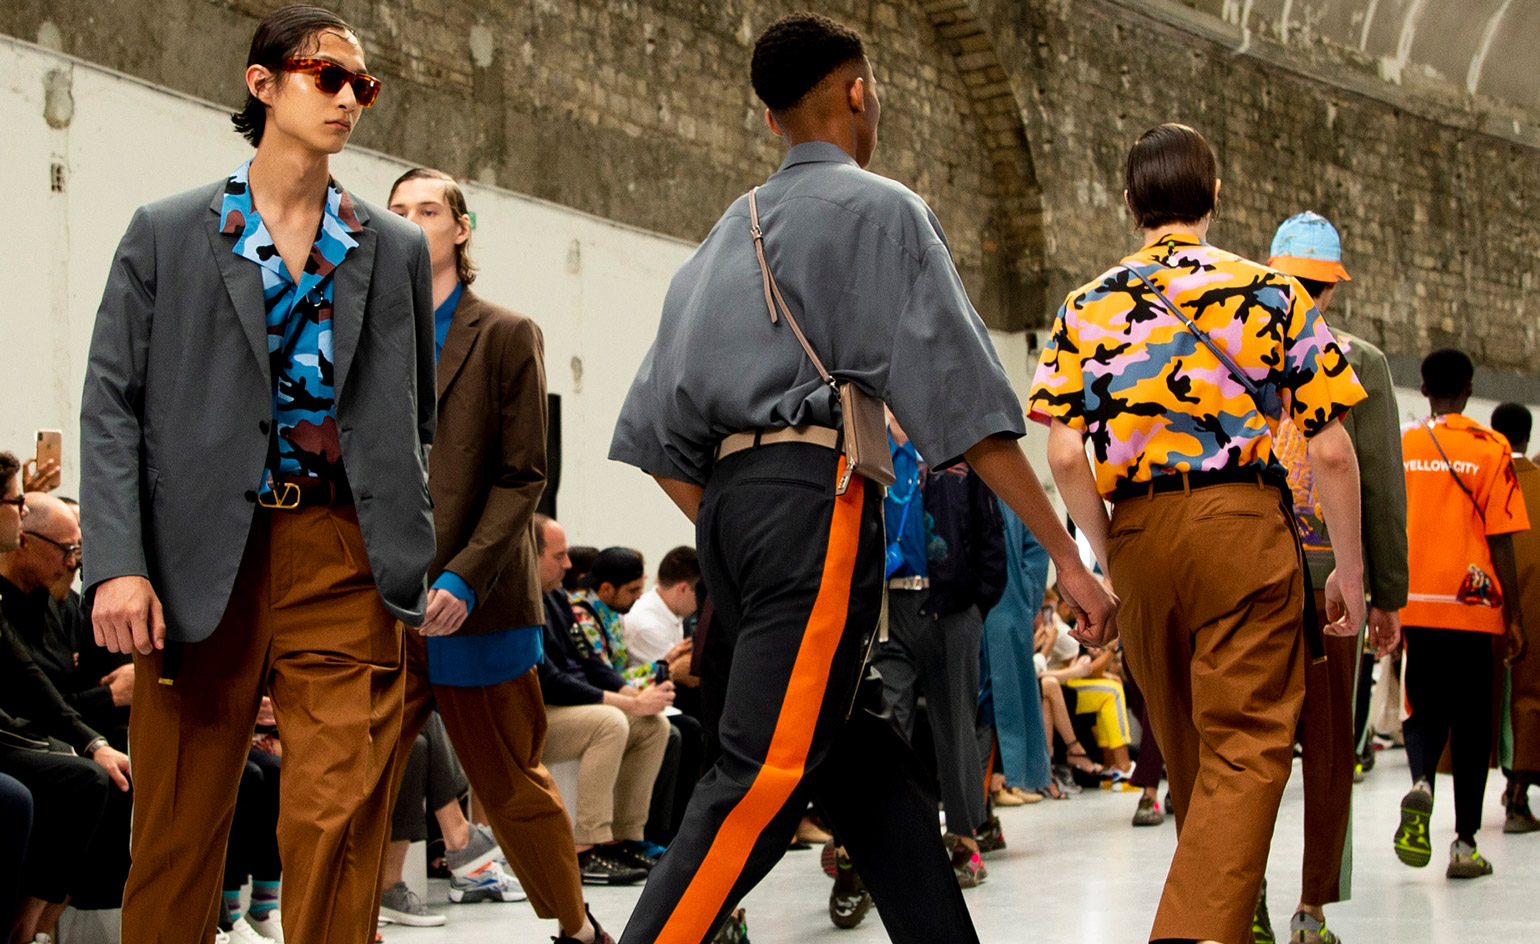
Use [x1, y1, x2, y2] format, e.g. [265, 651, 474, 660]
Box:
[231, 5, 357, 147]
[1124, 123, 1218, 231]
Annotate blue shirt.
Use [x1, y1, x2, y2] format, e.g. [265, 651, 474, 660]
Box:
[421, 283, 544, 687]
[884, 435, 928, 578]
[220, 160, 358, 493]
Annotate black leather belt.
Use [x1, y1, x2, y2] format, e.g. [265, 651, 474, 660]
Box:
[256, 476, 353, 510]
[1107, 466, 1266, 504]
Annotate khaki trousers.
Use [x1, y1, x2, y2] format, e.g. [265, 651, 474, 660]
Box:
[542, 703, 668, 845]
[122, 506, 404, 944]
[392, 633, 587, 930]
[1296, 592, 1361, 905]
[1109, 483, 1306, 944]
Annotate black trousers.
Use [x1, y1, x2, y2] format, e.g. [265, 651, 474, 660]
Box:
[1403, 625, 1494, 839]
[647, 714, 705, 845]
[390, 712, 467, 843]
[0, 747, 109, 903]
[619, 442, 977, 944]
[0, 772, 31, 929]
[225, 747, 283, 890]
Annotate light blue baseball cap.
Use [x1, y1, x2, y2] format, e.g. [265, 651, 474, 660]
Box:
[1268, 211, 1351, 282]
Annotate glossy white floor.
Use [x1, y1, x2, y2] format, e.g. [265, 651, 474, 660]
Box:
[380, 747, 1539, 944]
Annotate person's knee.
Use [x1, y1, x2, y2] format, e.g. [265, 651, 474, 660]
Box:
[1041, 676, 1060, 695]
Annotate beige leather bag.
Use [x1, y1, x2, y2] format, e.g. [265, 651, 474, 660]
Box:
[748, 188, 896, 495]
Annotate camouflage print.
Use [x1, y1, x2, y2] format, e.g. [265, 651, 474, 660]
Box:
[220, 160, 362, 493]
[1028, 234, 1365, 498]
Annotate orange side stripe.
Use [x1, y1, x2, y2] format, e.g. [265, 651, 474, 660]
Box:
[655, 466, 866, 944]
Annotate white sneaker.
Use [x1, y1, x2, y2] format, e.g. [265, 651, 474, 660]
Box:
[246, 911, 284, 943]
[214, 933, 231, 944]
[226, 918, 278, 944]
[449, 859, 528, 903]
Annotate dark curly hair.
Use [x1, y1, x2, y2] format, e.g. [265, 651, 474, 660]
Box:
[750, 12, 866, 112]
[231, 5, 357, 147]
[1421, 348, 1474, 400]
[0, 451, 18, 490]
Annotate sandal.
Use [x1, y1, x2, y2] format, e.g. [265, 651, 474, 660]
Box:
[1065, 740, 1103, 775]
[1043, 779, 1070, 800]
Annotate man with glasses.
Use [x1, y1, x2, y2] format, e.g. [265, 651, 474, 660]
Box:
[80, 6, 436, 942]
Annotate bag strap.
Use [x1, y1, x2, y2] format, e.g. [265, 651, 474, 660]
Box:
[1421, 419, 1486, 524]
[749, 187, 837, 390]
[1117, 263, 1264, 402]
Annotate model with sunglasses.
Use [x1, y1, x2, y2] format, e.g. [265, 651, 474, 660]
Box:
[80, 6, 436, 943]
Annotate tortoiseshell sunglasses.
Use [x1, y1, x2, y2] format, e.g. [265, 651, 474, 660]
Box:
[282, 57, 382, 107]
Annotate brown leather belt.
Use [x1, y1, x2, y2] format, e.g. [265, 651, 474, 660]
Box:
[256, 476, 353, 510]
[715, 425, 839, 462]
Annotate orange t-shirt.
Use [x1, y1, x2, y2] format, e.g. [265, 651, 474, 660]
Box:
[1401, 414, 1529, 633]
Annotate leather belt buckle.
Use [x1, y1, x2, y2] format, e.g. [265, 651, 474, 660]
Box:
[257, 481, 302, 510]
[887, 576, 929, 591]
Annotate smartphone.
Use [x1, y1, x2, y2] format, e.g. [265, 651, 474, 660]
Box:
[35, 429, 62, 490]
[652, 659, 671, 687]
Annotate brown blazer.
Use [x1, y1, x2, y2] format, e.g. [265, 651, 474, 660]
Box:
[430, 288, 548, 636]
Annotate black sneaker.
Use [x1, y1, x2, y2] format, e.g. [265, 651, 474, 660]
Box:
[976, 815, 1007, 855]
[828, 851, 872, 929]
[1394, 782, 1434, 868]
[1131, 793, 1164, 827]
[606, 840, 660, 872]
[576, 848, 648, 885]
[553, 905, 615, 944]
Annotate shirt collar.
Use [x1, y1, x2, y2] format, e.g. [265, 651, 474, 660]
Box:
[220, 160, 362, 281]
[777, 141, 861, 173]
[1138, 232, 1206, 253]
[433, 283, 465, 361]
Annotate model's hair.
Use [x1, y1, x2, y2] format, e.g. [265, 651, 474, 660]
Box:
[1124, 123, 1218, 231]
[231, 5, 357, 147]
[1294, 277, 1331, 301]
[389, 168, 478, 286]
[1491, 402, 1533, 450]
[656, 546, 700, 587]
[751, 12, 866, 112]
[1420, 348, 1475, 399]
[0, 451, 18, 491]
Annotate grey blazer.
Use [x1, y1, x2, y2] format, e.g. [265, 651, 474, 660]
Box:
[79, 178, 438, 643]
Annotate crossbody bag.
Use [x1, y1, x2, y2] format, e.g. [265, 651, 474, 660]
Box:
[748, 188, 895, 495]
[1420, 420, 1503, 607]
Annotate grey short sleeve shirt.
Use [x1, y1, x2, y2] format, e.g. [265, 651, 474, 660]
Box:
[609, 142, 1024, 485]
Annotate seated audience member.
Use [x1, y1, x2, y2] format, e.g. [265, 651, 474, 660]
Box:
[564, 546, 599, 593]
[1038, 589, 1133, 776]
[0, 453, 130, 944]
[379, 713, 523, 930]
[0, 492, 133, 913]
[223, 696, 283, 944]
[623, 547, 699, 666]
[569, 548, 650, 684]
[536, 517, 670, 885]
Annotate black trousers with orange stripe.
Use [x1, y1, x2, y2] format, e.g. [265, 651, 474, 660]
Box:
[619, 442, 977, 944]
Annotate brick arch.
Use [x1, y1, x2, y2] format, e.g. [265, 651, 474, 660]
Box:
[921, 0, 1047, 331]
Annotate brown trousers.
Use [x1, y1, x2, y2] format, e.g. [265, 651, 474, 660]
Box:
[122, 506, 405, 944]
[1511, 632, 1540, 773]
[1296, 591, 1361, 905]
[392, 631, 587, 931]
[1110, 483, 1306, 944]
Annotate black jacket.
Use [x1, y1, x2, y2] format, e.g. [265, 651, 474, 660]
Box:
[0, 578, 129, 745]
[538, 590, 628, 706]
[0, 605, 103, 754]
[921, 460, 1007, 619]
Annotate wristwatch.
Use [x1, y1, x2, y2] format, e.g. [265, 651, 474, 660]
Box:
[81, 736, 109, 759]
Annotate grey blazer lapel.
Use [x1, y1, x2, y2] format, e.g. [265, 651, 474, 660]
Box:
[332, 218, 376, 397]
[203, 188, 271, 387]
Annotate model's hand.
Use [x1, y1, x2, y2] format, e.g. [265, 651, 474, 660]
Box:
[1323, 568, 1366, 638]
[627, 681, 675, 716]
[22, 457, 61, 493]
[100, 663, 135, 707]
[92, 575, 165, 655]
[93, 745, 132, 792]
[420, 588, 469, 637]
[1506, 622, 1527, 666]
[1061, 563, 1118, 648]
[1367, 607, 1402, 659]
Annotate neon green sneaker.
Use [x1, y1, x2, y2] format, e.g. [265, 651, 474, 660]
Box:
[1288, 910, 1341, 943]
[1252, 879, 1276, 944]
[1393, 783, 1433, 868]
[1446, 839, 1493, 879]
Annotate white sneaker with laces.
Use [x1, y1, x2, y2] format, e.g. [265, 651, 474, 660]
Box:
[214, 933, 231, 944]
[246, 911, 284, 943]
[226, 918, 278, 944]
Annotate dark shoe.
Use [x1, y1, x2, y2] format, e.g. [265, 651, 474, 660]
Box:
[1446, 839, 1493, 878]
[1504, 784, 1540, 833]
[1288, 910, 1341, 943]
[711, 908, 750, 943]
[947, 837, 986, 889]
[553, 905, 615, 944]
[1393, 782, 1434, 868]
[976, 815, 1007, 855]
[1050, 765, 1083, 796]
[1131, 793, 1165, 827]
[606, 840, 660, 871]
[1358, 746, 1377, 773]
[1252, 878, 1276, 944]
[828, 850, 872, 930]
[576, 849, 648, 885]
[820, 840, 838, 877]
